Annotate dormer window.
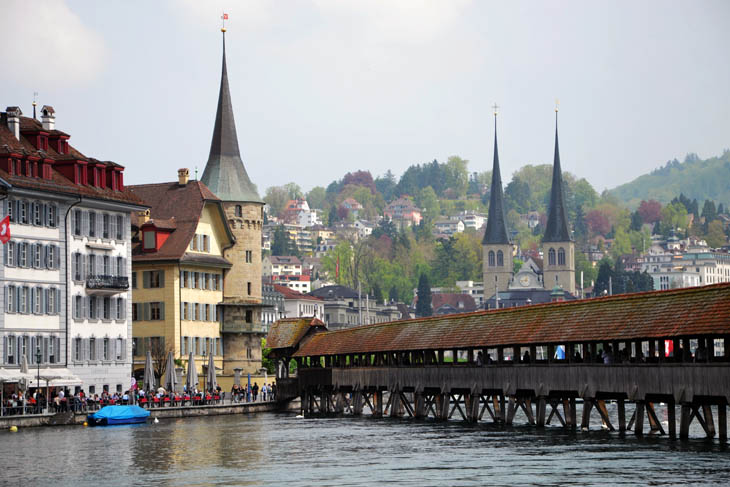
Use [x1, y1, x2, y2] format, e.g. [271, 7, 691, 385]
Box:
[143, 230, 156, 250]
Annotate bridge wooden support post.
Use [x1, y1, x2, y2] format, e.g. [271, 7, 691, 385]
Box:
[352, 391, 363, 416]
[334, 392, 345, 414]
[703, 404, 716, 437]
[679, 403, 691, 440]
[436, 393, 450, 421]
[372, 390, 383, 418]
[581, 399, 593, 430]
[667, 401, 676, 440]
[414, 392, 426, 419]
[390, 389, 403, 418]
[618, 399, 626, 432]
[506, 396, 516, 425]
[320, 391, 330, 414]
[536, 397, 547, 427]
[718, 404, 727, 441]
[634, 401, 645, 436]
[466, 393, 480, 423]
[562, 399, 572, 429]
[493, 395, 505, 423]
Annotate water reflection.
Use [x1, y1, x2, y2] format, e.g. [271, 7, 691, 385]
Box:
[1, 411, 729, 486]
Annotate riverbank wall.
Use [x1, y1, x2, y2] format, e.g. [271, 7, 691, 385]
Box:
[1, 398, 300, 430]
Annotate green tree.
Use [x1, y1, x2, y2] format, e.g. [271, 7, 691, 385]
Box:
[306, 186, 327, 209]
[416, 273, 433, 317]
[574, 250, 597, 292]
[284, 182, 303, 200]
[264, 186, 290, 217]
[442, 156, 469, 199]
[261, 338, 275, 374]
[271, 225, 298, 257]
[611, 227, 632, 259]
[594, 258, 614, 296]
[706, 220, 727, 248]
[415, 186, 440, 223]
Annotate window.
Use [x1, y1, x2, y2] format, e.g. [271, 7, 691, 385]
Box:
[558, 248, 566, 266]
[204, 304, 210, 321]
[19, 201, 28, 224]
[193, 303, 199, 321]
[245, 250, 252, 263]
[33, 202, 42, 226]
[103, 255, 110, 276]
[548, 248, 556, 266]
[248, 282, 252, 295]
[49, 338, 55, 363]
[203, 235, 210, 252]
[89, 338, 96, 361]
[6, 286, 16, 313]
[7, 200, 14, 223]
[181, 271, 188, 288]
[213, 274, 220, 291]
[103, 338, 110, 361]
[48, 205, 57, 228]
[47, 245, 55, 269]
[20, 286, 29, 313]
[7, 241, 15, 266]
[192, 272, 198, 289]
[47, 289, 56, 314]
[102, 213, 110, 239]
[182, 301, 189, 320]
[132, 303, 138, 321]
[132, 272, 137, 289]
[34, 287, 42, 314]
[132, 338, 138, 357]
[6, 336, 15, 364]
[19, 242, 28, 267]
[150, 302, 162, 320]
[143, 270, 164, 288]
[89, 296, 98, 319]
[103, 297, 111, 320]
[88, 212, 96, 237]
[245, 309, 253, 323]
[116, 339, 123, 360]
[73, 252, 83, 281]
[33, 244, 41, 268]
[116, 256, 124, 276]
[74, 296, 82, 319]
[74, 337, 82, 361]
[497, 250, 504, 267]
[116, 298, 124, 320]
[143, 231, 155, 250]
[73, 209, 82, 236]
[116, 215, 124, 240]
[488, 250, 495, 267]
[235, 205, 242, 217]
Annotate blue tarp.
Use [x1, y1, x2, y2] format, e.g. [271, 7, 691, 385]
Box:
[90, 405, 150, 422]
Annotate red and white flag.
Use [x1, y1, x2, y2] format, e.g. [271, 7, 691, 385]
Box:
[222, 13, 228, 20]
[0, 215, 10, 244]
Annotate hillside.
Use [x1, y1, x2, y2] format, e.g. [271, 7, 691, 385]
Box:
[609, 150, 730, 209]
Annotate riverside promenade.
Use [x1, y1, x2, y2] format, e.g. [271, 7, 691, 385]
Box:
[0, 398, 298, 429]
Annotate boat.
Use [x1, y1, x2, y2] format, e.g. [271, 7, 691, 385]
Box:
[87, 405, 150, 426]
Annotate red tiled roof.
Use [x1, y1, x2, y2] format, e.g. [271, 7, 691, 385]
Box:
[267, 316, 327, 350]
[273, 284, 322, 301]
[0, 118, 144, 206]
[130, 180, 232, 262]
[294, 283, 730, 357]
[430, 293, 477, 313]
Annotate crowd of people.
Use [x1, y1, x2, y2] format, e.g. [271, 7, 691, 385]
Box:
[1, 381, 278, 416]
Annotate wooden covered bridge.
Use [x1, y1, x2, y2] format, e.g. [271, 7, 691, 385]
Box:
[268, 283, 730, 440]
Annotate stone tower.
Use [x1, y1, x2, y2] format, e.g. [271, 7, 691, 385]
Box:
[542, 110, 576, 295]
[482, 110, 513, 298]
[201, 30, 266, 375]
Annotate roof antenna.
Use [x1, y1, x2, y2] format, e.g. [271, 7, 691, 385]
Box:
[32, 91, 38, 119]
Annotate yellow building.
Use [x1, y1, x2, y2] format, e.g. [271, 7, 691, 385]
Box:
[128, 169, 235, 381]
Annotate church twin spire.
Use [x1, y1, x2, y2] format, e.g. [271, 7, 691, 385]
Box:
[543, 108, 572, 243]
[482, 107, 511, 245]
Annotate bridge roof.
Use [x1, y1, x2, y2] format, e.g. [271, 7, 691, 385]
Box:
[293, 283, 730, 357]
[267, 317, 327, 351]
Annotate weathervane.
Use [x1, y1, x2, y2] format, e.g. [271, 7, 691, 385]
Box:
[492, 103, 499, 116]
[221, 12, 228, 33]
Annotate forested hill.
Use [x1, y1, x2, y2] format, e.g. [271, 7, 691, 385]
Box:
[609, 150, 730, 209]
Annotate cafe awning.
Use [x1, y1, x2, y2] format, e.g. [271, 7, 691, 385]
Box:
[27, 368, 83, 388]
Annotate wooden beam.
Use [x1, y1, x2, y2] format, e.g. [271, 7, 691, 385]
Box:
[581, 399, 593, 430]
[718, 403, 727, 441]
[506, 396, 517, 425]
[634, 402, 645, 436]
[595, 400, 616, 431]
[667, 401, 676, 440]
[702, 404, 716, 437]
[536, 397, 547, 427]
[646, 402, 665, 435]
[618, 399, 626, 432]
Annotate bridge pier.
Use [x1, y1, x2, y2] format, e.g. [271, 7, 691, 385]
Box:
[465, 393, 480, 422]
[372, 390, 383, 418]
[536, 397, 547, 427]
[414, 392, 427, 418]
[352, 391, 363, 416]
[436, 393, 450, 421]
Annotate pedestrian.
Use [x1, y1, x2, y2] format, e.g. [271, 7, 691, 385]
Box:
[271, 383, 277, 401]
[252, 382, 259, 401]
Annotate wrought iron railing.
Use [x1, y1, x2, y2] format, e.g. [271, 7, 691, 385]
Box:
[86, 275, 129, 290]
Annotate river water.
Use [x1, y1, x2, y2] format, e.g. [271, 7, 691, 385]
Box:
[2, 408, 729, 486]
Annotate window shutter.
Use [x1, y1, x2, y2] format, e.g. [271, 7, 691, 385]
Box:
[82, 210, 89, 236]
[110, 216, 117, 241]
[72, 295, 77, 319]
[3, 242, 6, 266]
[55, 288, 61, 314]
[159, 270, 165, 288]
[121, 339, 127, 360]
[97, 339, 103, 361]
[143, 271, 150, 288]
[71, 253, 77, 279]
[43, 337, 49, 363]
[39, 288, 45, 314]
[30, 288, 35, 314]
[159, 302, 165, 320]
[120, 298, 126, 319]
[42, 204, 48, 227]
[2, 336, 6, 364]
[82, 296, 89, 319]
[211, 304, 217, 323]
[144, 302, 151, 321]
[54, 246, 60, 269]
[10, 241, 15, 266]
[81, 254, 87, 280]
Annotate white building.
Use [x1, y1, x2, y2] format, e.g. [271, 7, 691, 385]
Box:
[297, 208, 322, 227]
[434, 218, 465, 236]
[274, 284, 324, 319]
[354, 220, 374, 239]
[452, 211, 486, 231]
[0, 105, 145, 396]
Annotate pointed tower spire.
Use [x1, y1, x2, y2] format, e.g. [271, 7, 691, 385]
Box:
[483, 106, 511, 245]
[543, 107, 571, 242]
[201, 29, 263, 203]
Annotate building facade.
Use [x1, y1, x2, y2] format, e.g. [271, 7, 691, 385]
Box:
[0, 105, 144, 395]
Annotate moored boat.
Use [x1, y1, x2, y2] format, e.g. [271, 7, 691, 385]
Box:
[87, 405, 150, 426]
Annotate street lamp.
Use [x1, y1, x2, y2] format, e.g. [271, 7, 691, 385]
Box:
[35, 346, 41, 413]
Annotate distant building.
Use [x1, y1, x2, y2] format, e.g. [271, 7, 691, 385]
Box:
[263, 255, 302, 277]
[433, 218, 464, 236]
[340, 198, 363, 218]
[274, 284, 324, 320]
[452, 211, 486, 231]
[354, 220, 374, 240]
[310, 285, 400, 329]
[261, 283, 285, 331]
[413, 293, 477, 316]
[384, 197, 422, 229]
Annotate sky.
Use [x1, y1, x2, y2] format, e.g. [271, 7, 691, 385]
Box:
[2, 0, 729, 195]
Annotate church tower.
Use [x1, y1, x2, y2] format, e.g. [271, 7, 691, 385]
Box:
[201, 28, 266, 375]
[542, 108, 575, 294]
[482, 108, 513, 296]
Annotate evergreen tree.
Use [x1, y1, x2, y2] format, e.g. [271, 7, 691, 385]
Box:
[372, 283, 384, 303]
[630, 210, 643, 232]
[594, 259, 614, 296]
[388, 285, 399, 303]
[327, 204, 338, 227]
[416, 274, 433, 318]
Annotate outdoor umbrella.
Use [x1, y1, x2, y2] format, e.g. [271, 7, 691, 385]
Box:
[144, 350, 156, 392]
[19, 354, 29, 391]
[247, 373, 251, 402]
[163, 351, 177, 393]
[186, 351, 198, 393]
[207, 352, 217, 393]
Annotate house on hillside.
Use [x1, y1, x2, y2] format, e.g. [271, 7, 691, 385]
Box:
[384, 197, 422, 229]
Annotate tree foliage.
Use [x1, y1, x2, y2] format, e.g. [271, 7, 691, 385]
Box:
[416, 274, 433, 317]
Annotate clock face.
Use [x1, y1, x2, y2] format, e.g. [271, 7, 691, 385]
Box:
[519, 275, 531, 287]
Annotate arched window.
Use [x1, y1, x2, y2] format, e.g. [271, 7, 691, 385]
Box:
[558, 248, 566, 266]
[235, 205, 243, 217]
[497, 250, 504, 267]
[548, 248, 556, 266]
[488, 250, 495, 267]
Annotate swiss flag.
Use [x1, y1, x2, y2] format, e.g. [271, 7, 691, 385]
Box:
[223, 13, 228, 20]
[0, 215, 10, 244]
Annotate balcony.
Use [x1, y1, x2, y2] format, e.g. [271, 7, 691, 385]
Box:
[86, 275, 129, 295]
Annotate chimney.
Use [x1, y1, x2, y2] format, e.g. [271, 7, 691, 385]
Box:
[41, 105, 55, 131]
[5, 106, 21, 140]
[139, 209, 151, 224]
[178, 168, 190, 186]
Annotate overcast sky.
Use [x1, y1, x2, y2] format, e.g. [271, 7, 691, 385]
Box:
[2, 0, 729, 194]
